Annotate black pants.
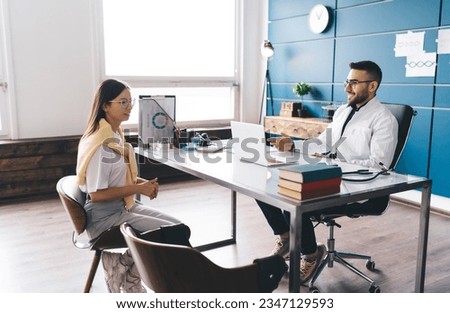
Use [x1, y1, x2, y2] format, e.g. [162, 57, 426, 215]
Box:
[256, 196, 389, 255]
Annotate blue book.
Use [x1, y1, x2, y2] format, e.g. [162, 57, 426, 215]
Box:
[278, 163, 342, 183]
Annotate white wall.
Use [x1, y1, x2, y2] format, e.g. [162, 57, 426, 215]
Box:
[4, 0, 265, 139]
[240, 0, 268, 124]
[7, 0, 97, 139]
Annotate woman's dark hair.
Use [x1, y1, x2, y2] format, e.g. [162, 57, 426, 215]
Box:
[349, 60, 382, 90]
[82, 79, 130, 137]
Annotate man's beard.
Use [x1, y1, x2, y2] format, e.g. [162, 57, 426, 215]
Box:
[348, 91, 369, 107]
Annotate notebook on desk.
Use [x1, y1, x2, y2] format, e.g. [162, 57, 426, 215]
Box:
[230, 121, 297, 167]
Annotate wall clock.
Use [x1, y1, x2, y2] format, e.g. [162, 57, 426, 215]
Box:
[308, 4, 330, 34]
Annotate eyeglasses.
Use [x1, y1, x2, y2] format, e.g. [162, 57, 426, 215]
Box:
[344, 79, 374, 88]
[109, 98, 136, 108]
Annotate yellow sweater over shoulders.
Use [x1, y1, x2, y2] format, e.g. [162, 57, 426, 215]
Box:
[76, 119, 137, 210]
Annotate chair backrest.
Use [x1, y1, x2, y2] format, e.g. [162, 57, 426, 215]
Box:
[120, 223, 287, 293]
[384, 104, 415, 170]
[56, 175, 87, 236]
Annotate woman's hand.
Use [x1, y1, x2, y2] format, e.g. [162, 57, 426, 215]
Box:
[138, 178, 159, 200]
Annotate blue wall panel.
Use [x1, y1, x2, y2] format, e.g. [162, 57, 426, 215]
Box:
[429, 109, 450, 197]
[378, 86, 434, 107]
[269, 16, 334, 43]
[336, 0, 440, 36]
[269, 40, 334, 83]
[395, 108, 431, 178]
[436, 52, 450, 84]
[269, 0, 335, 20]
[435, 86, 450, 108]
[271, 84, 332, 101]
[338, 0, 386, 8]
[442, 0, 450, 25]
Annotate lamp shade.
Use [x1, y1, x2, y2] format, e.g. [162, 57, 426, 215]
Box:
[260, 40, 274, 58]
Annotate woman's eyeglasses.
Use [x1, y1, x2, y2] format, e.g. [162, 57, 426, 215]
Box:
[109, 98, 136, 108]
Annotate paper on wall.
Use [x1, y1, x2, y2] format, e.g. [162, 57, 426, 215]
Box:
[395, 31, 425, 57]
[437, 29, 450, 54]
[405, 52, 437, 77]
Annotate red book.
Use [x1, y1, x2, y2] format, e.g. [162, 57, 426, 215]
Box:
[277, 177, 341, 193]
[278, 184, 340, 200]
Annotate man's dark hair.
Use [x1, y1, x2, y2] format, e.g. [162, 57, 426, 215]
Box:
[349, 60, 382, 87]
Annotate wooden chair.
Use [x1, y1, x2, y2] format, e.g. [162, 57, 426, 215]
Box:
[56, 175, 127, 292]
[120, 222, 288, 293]
[309, 104, 416, 293]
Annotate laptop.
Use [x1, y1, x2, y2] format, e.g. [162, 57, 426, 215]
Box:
[230, 121, 298, 167]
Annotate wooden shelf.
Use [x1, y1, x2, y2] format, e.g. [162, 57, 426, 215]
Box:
[264, 116, 329, 139]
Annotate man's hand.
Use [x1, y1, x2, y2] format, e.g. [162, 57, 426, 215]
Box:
[267, 136, 293, 152]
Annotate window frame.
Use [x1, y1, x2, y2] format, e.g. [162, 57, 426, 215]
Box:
[95, 0, 241, 131]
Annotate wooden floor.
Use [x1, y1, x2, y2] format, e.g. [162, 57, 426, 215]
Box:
[0, 178, 449, 293]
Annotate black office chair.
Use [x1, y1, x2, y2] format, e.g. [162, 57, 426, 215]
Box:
[308, 104, 416, 293]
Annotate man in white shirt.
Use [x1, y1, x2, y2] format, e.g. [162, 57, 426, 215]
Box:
[258, 60, 398, 284]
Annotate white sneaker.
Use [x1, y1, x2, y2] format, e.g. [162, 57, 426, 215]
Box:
[122, 263, 147, 293]
[300, 244, 326, 284]
[102, 251, 127, 293]
[272, 236, 290, 258]
[120, 250, 147, 293]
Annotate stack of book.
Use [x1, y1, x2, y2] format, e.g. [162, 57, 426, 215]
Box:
[277, 163, 342, 200]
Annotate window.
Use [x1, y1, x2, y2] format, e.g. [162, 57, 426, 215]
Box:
[100, 0, 239, 129]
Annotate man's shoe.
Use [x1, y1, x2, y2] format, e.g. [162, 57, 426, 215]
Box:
[299, 243, 326, 284]
[272, 236, 290, 258]
[102, 251, 127, 293]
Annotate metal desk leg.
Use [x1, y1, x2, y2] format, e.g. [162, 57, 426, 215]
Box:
[415, 181, 432, 292]
[195, 189, 237, 252]
[231, 190, 237, 240]
[289, 210, 302, 293]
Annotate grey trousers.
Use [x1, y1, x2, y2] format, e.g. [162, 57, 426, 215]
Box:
[85, 199, 181, 239]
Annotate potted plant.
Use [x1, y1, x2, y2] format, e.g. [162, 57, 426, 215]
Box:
[292, 82, 311, 117]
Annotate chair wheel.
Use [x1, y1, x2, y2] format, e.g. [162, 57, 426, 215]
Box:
[309, 286, 320, 293]
[369, 284, 381, 293]
[366, 260, 376, 271]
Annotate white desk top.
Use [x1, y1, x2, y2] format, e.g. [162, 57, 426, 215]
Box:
[136, 146, 429, 214]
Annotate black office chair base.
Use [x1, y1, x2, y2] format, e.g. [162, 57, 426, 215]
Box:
[308, 250, 381, 293]
[308, 220, 381, 293]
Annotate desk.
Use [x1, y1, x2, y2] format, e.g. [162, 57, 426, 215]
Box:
[136, 146, 431, 293]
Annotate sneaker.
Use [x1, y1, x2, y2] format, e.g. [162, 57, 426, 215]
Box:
[300, 243, 326, 284]
[122, 263, 147, 293]
[102, 251, 127, 293]
[271, 236, 290, 258]
[120, 250, 147, 293]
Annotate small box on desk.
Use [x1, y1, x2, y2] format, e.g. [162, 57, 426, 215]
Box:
[279, 102, 302, 117]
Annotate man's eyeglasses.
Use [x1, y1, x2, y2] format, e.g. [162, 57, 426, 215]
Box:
[344, 80, 374, 88]
[109, 98, 136, 108]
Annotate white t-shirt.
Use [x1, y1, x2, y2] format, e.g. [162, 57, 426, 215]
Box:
[79, 132, 127, 194]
